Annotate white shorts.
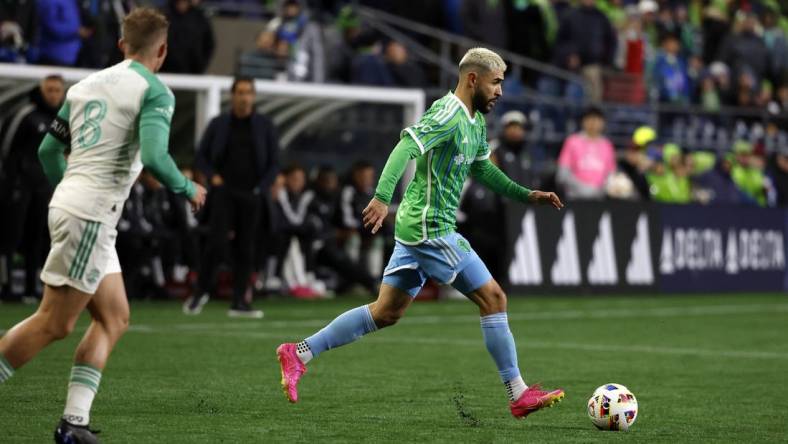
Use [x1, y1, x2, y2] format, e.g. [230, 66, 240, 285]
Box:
[40, 208, 121, 295]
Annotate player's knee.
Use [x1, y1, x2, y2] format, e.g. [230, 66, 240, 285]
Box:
[370, 305, 403, 328]
[107, 311, 130, 338]
[43, 315, 77, 340]
[479, 287, 508, 315]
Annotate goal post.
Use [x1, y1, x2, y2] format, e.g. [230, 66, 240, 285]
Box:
[0, 63, 426, 145]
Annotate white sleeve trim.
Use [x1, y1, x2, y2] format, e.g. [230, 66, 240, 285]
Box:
[474, 151, 491, 162]
[404, 127, 426, 155]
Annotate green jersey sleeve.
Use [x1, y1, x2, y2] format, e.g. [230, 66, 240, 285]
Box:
[470, 158, 532, 203]
[401, 107, 460, 155]
[38, 101, 71, 186]
[138, 84, 195, 198]
[374, 136, 423, 205]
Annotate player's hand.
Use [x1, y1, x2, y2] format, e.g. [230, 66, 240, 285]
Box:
[189, 182, 207, 213]
[362, 197, 388, 234]
[211, 174, 224, 187]
[528, 190, 564, 210]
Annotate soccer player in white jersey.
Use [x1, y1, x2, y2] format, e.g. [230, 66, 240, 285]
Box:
[277, 48, 565, 419]
[0, 8, 206, 443]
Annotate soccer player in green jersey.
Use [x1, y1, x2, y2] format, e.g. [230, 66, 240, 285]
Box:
[278, 48, 565, 418]
[0, 8, 206, 443]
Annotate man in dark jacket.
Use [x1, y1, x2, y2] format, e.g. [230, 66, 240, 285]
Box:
[0, 75, 64, 302]
[554, 0, 616, 100]
[717, 12, 772, 86]
[184, 77, 279, 317]
[160, 0, 215, 74]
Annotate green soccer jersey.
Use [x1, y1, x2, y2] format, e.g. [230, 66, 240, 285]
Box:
[394, 92, 491, 244]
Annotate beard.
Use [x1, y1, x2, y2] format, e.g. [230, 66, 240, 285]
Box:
[472, 88, 497, 114]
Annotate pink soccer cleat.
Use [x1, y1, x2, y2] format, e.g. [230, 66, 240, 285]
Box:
[509, 384, 565, 419]
[277, 343, 306, 403]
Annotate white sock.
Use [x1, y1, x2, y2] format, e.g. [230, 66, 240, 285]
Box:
[63, 384, 96, 426]
[63, 364, 101, 426]
[296, 341, 313, 364]
[505, 375, 527, 402]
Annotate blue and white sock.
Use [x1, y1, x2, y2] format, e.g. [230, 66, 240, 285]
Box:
[300, 305, 378, 363]
[480, 312, 527, 401]
[0, 353, 14, 383]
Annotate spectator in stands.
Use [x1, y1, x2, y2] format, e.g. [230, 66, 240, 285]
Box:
[160, 0, 215, 74]
[0, 0, 35, 48]
[76, 0, 131, 68]
[729, 140, 768, 206]
[554, 0, 617, 101]
[699, 73, 722, 111]
[33, 0, 83, 66]
[325, 6, 357, 83]
[269, 0, 325, 82]
[616, 7, 650, 75]
[505, 0, 553, 64]
[646, 143, 692, 203]
[238, 28, 289, 80]
[274, 163, 323, 298]
[0, 21, 27, 63]
[618, 126, 656, 201]
[652, 33, 691, 103]
[717, 11, 771, 87]
[186, 77, 279, 318]
[307, 165, 378, 295]
[708, 61, 734, 105]
[762, 6, 788, 84]
[383, 41, 425, 88]
[0, 74, 64, 303]
[556, 106, 616, 200]
[460, 0, 507, 50]
[767, 143, 788, 207]
[116, 173, 174, 300]
[338, 161, 380, 274]
[491, 110, 543, 190]
[701, 2, 729, 65]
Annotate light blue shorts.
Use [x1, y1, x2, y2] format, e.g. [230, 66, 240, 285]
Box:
[382, 232, 493, 297]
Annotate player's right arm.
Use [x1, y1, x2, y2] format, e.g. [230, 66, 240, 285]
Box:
[139, 87, 205, 211]
[38, 101, 71, 186]
[364, 112, 455, 233]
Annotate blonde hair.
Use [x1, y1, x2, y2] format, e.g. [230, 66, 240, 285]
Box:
[459, 48, 507, 74]
[122, 7, 169, 55]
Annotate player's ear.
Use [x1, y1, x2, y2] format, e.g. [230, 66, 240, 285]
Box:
[117, 38, 125, 53]
[158, 42, 167, 59]
[467, 71, 477, 89]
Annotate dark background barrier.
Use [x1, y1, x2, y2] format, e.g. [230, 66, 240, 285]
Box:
[503, 202, 787, 293]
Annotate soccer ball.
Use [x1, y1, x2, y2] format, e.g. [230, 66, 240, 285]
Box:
[587, 383, 638, 431]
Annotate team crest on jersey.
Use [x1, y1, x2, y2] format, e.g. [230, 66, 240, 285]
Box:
[456, 238, 471, 253]
[453, 153, 473, 166]
[86, 269, 100, 285]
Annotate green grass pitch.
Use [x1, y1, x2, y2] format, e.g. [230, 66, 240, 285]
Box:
[1, 293, 787, 443]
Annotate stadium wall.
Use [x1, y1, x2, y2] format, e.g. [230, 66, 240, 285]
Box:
[505, 202, 788, 293]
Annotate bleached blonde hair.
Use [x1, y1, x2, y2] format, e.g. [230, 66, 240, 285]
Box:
[458, 48, 507, 74]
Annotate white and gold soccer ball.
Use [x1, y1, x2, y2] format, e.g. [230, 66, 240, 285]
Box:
[587, 383, 638, 431]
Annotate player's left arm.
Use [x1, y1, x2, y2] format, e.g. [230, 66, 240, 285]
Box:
[470, 158, 563, 210]
[38, 101, 71, 186]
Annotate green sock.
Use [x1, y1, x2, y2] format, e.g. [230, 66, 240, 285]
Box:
[0, 353, 14, 383]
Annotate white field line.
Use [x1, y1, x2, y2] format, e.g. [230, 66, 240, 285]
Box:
[125, 328, 788, 360]
[115, 302, 788, 332]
